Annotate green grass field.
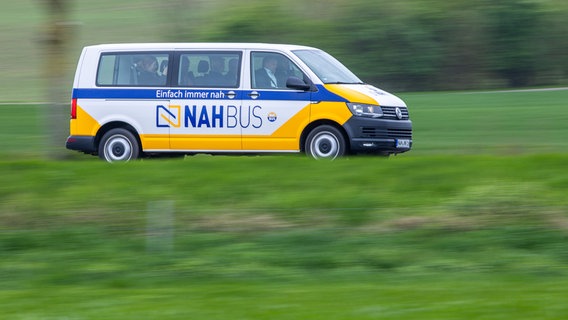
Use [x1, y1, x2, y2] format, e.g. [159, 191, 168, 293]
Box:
[1, 89, 568, 318]
[1, 155, 568, 319]
[403, 89, 568, 154]
[3, 2, 568, 318]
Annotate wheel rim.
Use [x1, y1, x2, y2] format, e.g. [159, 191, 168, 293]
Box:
[310, 131, 340, 159]
[103, 135, 133, 162]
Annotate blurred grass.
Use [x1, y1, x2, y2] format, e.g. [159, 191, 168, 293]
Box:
[401, 89, 568, 154]
[1, 89, 568, 317]
[1, 155, 568, 319]
[1, 154, 568, 219]
[1, 152, 568, 318]
[1, 225, 568, 319]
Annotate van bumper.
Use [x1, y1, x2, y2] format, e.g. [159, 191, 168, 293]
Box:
[66, 136, 97, 153]
[343, 117, 413, 155]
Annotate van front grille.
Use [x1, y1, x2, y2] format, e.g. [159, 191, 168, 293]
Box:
[382, 106, 409, 120]
[361, 127, 412, 139]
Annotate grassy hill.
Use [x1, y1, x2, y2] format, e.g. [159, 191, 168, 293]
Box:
[1, 88, 568, 318]
[1, 154, 568, 319]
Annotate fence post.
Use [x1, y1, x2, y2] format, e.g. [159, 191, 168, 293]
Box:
[146, 200, 175, 254]
[40, 0, 77, 159]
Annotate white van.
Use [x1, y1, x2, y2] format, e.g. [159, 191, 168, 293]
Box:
[66, 43, 412, 161]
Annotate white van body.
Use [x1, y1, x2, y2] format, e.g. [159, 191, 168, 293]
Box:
[66, 43, 412, 161]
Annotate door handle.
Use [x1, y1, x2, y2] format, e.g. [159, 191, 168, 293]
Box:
[248, 91, 259, 99]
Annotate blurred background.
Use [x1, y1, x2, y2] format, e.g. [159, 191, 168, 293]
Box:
[1, 0, 567, 103]
[1, 1, 568, 319]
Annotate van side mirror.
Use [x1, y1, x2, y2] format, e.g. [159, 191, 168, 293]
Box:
[286, 76, 311, 91]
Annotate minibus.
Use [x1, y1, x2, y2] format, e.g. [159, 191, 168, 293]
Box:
[66, 43, 412, 161]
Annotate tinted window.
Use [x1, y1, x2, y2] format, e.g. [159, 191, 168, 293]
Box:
[251, 51, 306, 89]
[177, 52, 242, 88]
[97, 52, 169, 87]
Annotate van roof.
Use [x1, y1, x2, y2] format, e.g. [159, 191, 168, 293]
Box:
[84, 43, 318, 51]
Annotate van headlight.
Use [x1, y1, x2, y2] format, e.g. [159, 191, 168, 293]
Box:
[347, 103, 383, 118]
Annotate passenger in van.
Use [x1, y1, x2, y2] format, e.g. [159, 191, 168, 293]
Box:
[194, 60, 209, 85]
[160, 60, 168, 77]
[138, 55, 164, 86]
[179, 56, 195, 86]
[225, 58, 238, 86]
[206, 56, 227, 86]
[255, 56, 279, 88]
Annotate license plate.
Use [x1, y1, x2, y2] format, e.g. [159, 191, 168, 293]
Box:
[396, 139, 410, 148]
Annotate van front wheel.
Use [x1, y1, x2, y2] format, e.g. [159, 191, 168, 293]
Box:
[98, 128, 140, 162]
[305, 125, 346, 160]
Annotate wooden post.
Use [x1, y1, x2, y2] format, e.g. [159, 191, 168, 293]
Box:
[40, 0, 76, 159]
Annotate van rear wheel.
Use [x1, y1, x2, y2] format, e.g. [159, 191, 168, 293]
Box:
[305, 125, 346, 160]
[98, 128, 140, 162]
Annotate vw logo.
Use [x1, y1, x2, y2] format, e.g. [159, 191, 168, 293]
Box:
[395, 107, 403, 120]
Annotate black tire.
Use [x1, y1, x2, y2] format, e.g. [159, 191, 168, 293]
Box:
[98, 128, 140, 162]
[305, 125, 346, 160]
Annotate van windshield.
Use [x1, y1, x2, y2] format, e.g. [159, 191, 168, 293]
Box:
[294, 49, 363, 84]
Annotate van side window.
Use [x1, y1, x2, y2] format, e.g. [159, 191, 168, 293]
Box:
[96, 53, 169, 87]
[177, 52, 241, 88]
[251, 52, 305, 89]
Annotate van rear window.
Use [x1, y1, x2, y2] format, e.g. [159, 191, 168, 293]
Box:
[96, 52, 169, 87]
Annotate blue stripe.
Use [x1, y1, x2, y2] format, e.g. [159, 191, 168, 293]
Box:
[241, 90, 310, 101]
[73, 89, 164, 99]
[72, 88, 241, 100]
[72, 85, 347, 102]
[313, 85, 349, 103]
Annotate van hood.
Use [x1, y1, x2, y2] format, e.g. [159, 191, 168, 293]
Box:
[324, 84, 406, 107]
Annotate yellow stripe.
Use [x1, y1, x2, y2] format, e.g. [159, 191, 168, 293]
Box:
[140, 134, 169, 150]
[241, 137, 298, 150]
[242, 104, 310, 150]
[170, 134, 241, 150]
[324, 84, 377, 105]
[71, 105, 100, 136]
[310, 101, 352, 125]
[270, 104, 311, 137]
